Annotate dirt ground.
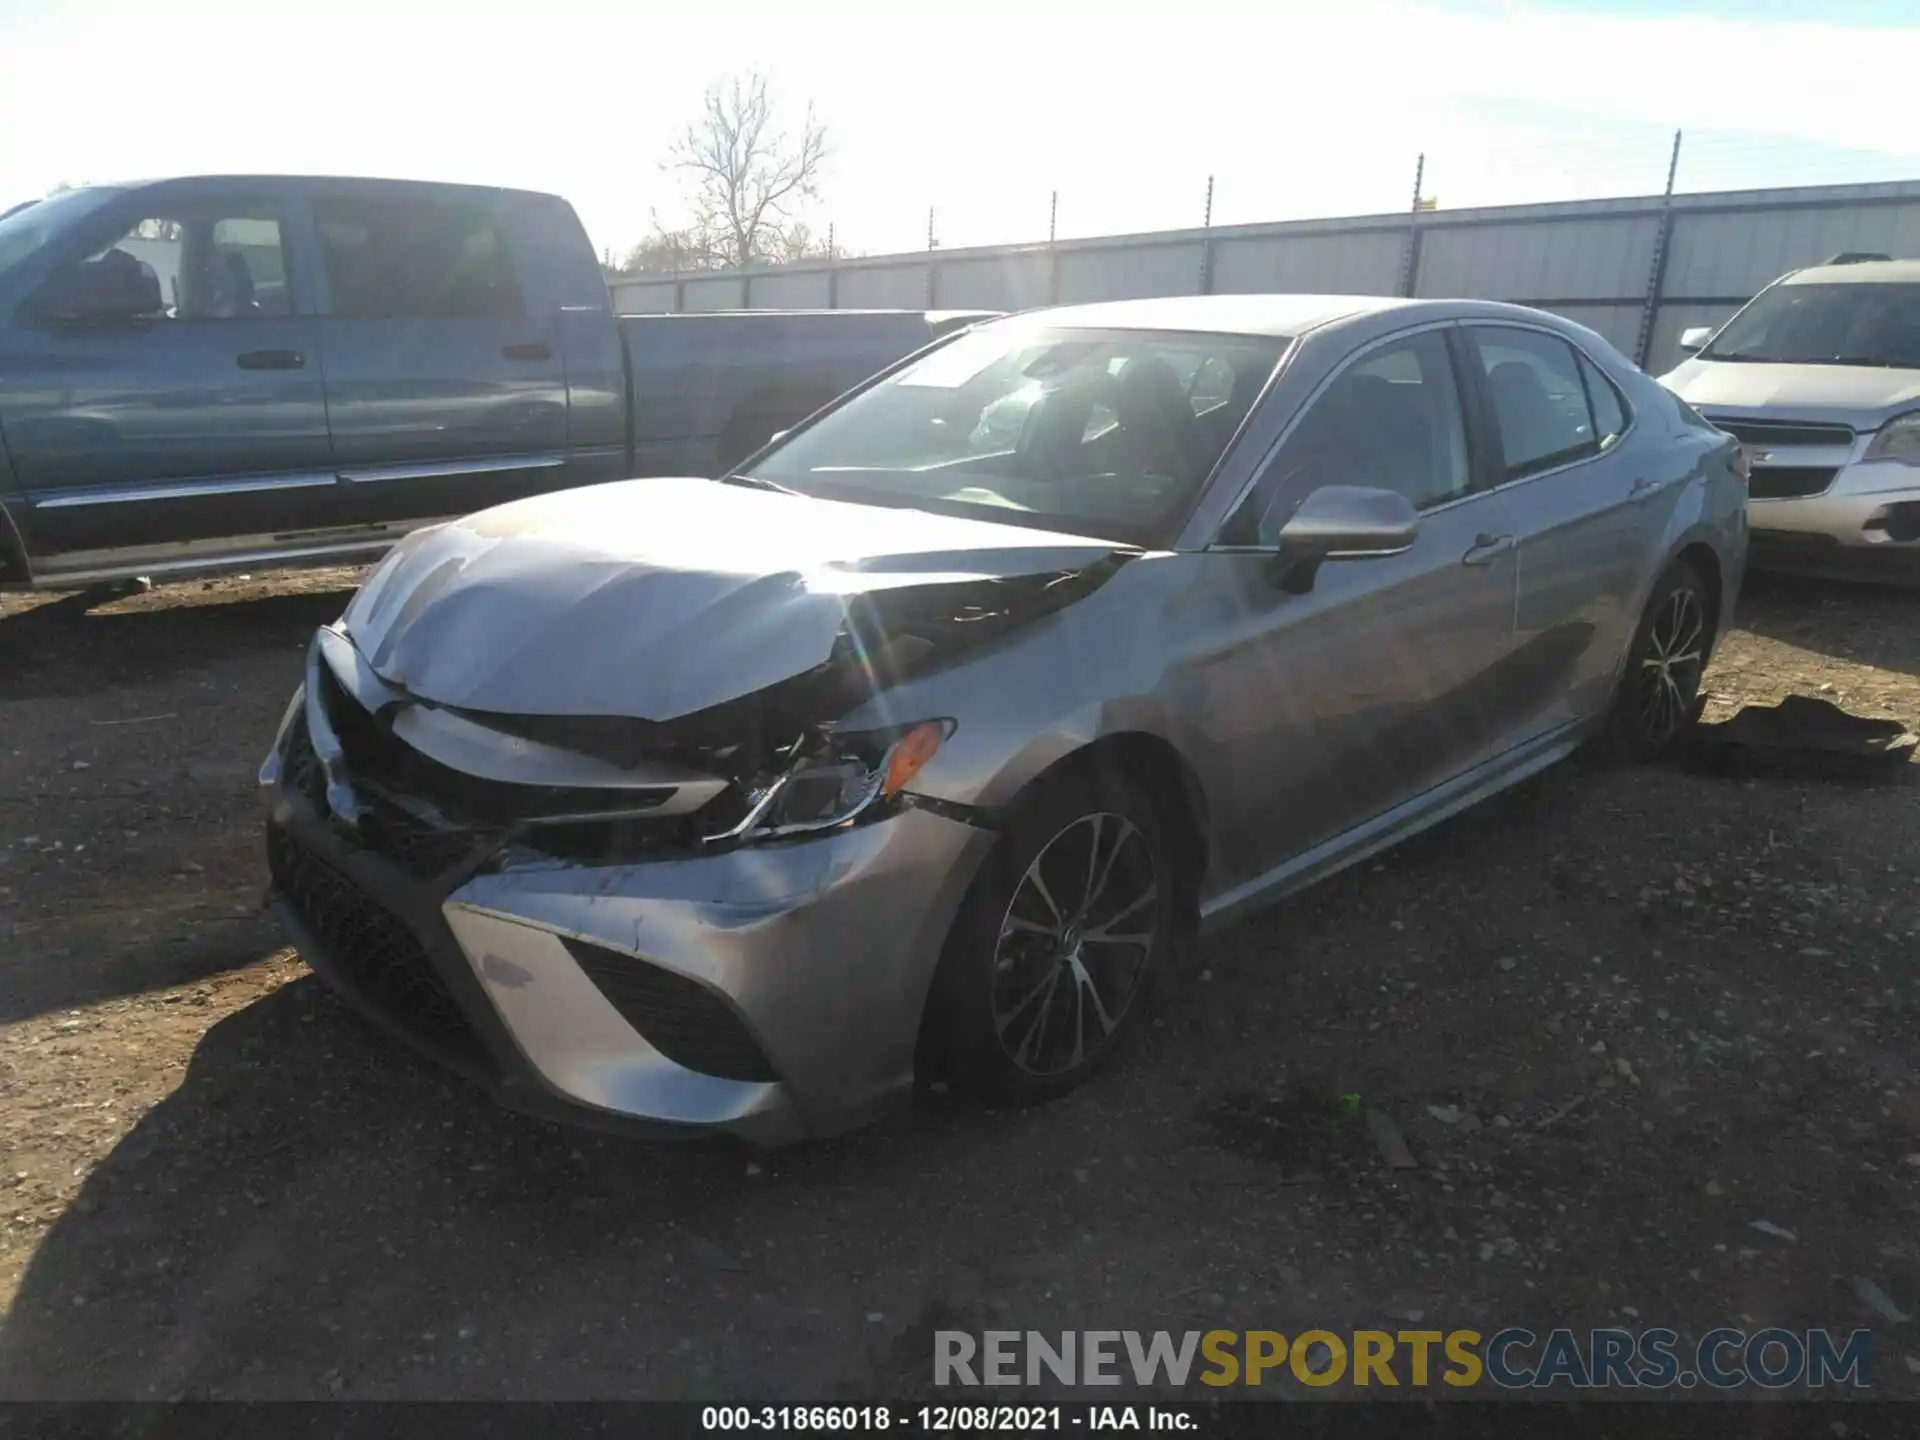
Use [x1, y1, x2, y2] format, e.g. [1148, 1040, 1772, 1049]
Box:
[1, 564, 1917, 1403]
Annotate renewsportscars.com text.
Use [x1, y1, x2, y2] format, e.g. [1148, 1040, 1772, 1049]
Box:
[934, 1328, 1874, 1390]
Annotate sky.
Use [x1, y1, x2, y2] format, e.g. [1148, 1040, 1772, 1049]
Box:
[2, 0, 1917, 261]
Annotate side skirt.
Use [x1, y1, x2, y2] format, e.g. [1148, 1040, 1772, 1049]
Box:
[1198, 720, 1591, 934]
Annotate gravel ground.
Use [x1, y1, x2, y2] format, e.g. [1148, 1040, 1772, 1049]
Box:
[0, 566, 1917, 1402]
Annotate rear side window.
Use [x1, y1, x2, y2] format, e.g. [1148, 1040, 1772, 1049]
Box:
[314, 193, 523, 320]
[1579, 354, 1629, 452]
[1470, 327, 1597, 479]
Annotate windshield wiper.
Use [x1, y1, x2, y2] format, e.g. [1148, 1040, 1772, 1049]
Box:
[721, 473, 804, 496]
[1827, 356, 1913, 370]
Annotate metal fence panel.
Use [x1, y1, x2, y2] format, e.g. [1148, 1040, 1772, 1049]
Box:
[681, 274, 746, 311]
[1056, 242, 1206, 304]
[608, 279, 677, 314]
[749, 269, 833, 308]
[836, 263, 930, 308]
[1664, 200, 1920, 299]
[936, 252, 1052, 311]
[1211, 228, 1404, 295]
[1417, 214, 1661, 302]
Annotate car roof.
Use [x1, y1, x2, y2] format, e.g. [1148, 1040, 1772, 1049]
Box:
[93, 174, 565, 204]
[1016, 293, 1423, 337]
[1783, 259, 1920, 286]
[1008, 293, 1595, 340]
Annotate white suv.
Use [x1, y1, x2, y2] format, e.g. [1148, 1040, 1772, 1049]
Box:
[1660, 257, 1920, 577]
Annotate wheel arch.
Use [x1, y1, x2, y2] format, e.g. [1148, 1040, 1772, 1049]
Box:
[996, 730, 1212, 932]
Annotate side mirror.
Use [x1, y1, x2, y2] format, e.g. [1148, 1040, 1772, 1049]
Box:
[36, 251, 164, 325]
[1261, 485, 1420, 593]
[768, 429, 790, 446]
[1678, 326, 1715, 356]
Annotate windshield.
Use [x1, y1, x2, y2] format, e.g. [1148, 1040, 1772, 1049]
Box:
[0, 187, 124, 283]
[1704, 281, 1920, 369]
[743, 323, 1287, 546]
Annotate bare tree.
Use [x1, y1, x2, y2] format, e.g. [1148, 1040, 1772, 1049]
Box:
[666, 73, 828, 269]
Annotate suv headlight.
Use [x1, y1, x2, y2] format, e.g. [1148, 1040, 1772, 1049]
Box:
[705, 720, 953, 845]
[1863, 411, 1920, 464]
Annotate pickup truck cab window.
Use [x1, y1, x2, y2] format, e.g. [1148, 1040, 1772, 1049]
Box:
[314, 194, 523, 320]
[70, 205, 294, 320]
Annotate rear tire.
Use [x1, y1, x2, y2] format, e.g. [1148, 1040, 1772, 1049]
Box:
[920, 771, 1176, 1105]
[1604, 559, 1712, 762]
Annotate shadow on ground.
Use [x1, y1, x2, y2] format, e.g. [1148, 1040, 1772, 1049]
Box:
[0, 586, 354, 703]
[1736, 570, 1920, 679]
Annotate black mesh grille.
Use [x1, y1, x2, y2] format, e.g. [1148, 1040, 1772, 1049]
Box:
[1708, 418, 1855, 448]
[269, 823, 483, 1058]
[284, 712, 326, 810]
[282, 700, 500, 883]
[564, 939, 777, 1082]
[1749, 466, 1838, 499]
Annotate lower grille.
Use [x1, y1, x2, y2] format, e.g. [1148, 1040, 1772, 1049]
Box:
[564, 938, 777, 1082]
[1748, 467, 1837, 500]
[269, 823, 483, 1059]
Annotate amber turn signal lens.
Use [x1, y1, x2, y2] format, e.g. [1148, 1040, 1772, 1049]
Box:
[882, 722, 946, 797]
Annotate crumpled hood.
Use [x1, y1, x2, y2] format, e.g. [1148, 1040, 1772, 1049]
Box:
[1661, 359, 1920, 424]
[341, 475, 1121, 721]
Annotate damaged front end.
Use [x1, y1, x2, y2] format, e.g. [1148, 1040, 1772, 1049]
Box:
[265, 554, 1129, 881]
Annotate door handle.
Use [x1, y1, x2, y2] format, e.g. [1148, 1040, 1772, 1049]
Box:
[1630, 477, 1658, 502]
[236, 349, 305, 370]
[1462, 533, 1515, 567]
[501, 342, 552, 361]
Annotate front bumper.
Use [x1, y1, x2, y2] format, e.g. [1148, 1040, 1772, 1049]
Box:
[1747, 461, 1920, 567]
[261, 736, 995, 1145]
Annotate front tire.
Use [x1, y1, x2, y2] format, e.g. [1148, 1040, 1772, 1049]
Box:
[921, 772, 1176, 1105]
[1606, 559, 1712, 761]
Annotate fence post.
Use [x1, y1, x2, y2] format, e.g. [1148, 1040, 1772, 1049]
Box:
[1048, 191, 1061, 306]
[827, 222, 839, 309]
[1635, 129, 1684, 369]
[926, 206, 938, 307]
[741, 270, 753, 310]
[1199, 175, 1216, 295]
[1398, 153, 1426, 297]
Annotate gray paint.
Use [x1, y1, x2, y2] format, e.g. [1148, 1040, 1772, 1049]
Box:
[261, 295, 1749, 1141]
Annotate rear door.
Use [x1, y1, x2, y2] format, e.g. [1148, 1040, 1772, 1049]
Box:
[0, 181, 338, 564]
[1461, 324, 1675, 745]
[307, 183, 569, 525]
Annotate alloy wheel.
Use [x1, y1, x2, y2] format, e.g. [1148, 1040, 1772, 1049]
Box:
[1636, 584, 1706, 747]
[989, 812, 1160, 1077]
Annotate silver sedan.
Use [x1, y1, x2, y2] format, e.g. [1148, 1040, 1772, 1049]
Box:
[260, 295, 1748, 1143]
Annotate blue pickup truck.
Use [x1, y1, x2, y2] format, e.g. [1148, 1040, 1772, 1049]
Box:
[0, 176, 988, 591]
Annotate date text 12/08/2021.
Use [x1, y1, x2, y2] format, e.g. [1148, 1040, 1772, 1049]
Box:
[701, 1407, 1189, 1432]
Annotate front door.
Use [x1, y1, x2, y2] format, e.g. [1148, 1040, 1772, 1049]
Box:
[0, 188, 337, 565]
[306, 184, 569, 526]
[1182, 324, 1522, 895]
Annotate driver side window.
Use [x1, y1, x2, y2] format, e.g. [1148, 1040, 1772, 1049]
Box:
[70, 203, 291, 320]
[1226, 329, 1470, 542]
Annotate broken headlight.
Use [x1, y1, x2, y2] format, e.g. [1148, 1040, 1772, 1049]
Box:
[706, 719, 953, 845]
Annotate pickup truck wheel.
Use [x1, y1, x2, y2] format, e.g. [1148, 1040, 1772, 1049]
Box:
[921, 772, 1174, 1105]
